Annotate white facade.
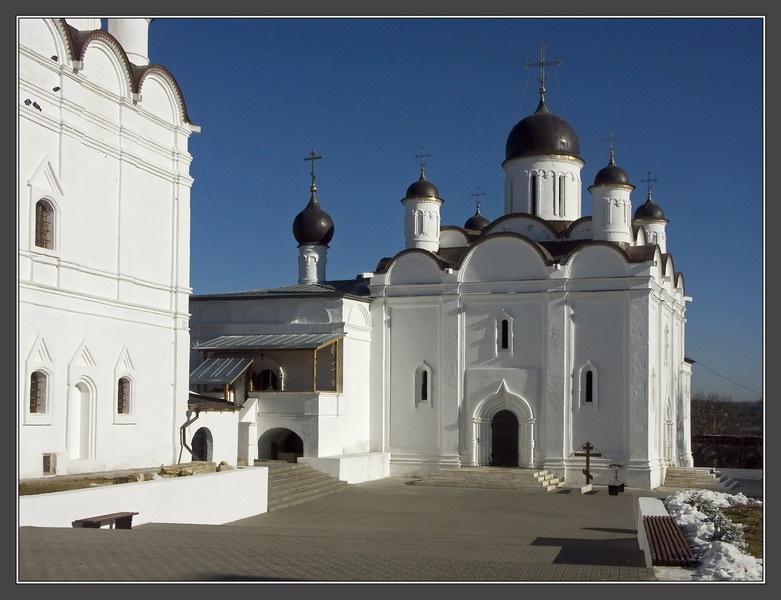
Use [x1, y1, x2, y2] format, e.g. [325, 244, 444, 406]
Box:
[187, 87, 692, 490]
[18, 18, 198, 478]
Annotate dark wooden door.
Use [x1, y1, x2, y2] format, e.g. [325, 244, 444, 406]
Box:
[491, 410, 518, 467]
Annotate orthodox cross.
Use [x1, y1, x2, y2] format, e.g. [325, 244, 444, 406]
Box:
[471, 186, 485, 211]
[524, 42, 562, 98]
[304, 150, 324, 188]
[641, 171, 658, 194]
[574, 441, 602, 485]
[415, 147, 430, 176]
[602, 131, 621, 160]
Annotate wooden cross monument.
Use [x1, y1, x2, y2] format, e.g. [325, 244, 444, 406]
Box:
[575, 441, 602, 486]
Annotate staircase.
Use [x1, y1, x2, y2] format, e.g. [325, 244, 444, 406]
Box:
[414, 467, 564, 492]
[257, 461, 350, 511]
[662, 467, 740, 493]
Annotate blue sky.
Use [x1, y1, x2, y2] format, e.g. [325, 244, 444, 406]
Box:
[143, 16, 764, 401]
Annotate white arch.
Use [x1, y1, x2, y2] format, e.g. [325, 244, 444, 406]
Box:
[469, 381, 536, 468]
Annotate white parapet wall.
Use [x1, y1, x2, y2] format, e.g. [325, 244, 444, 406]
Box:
[299, 452, 390, 484]
[636, 496, 673, 568]
[19, 467, 269, 528]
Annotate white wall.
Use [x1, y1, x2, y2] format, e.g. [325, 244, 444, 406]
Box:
[19, 468, 268, 528]
[18, 18, 196, 479]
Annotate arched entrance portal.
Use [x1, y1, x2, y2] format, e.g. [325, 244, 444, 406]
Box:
[258, 428, 304, 463]
[491, 410, 519, 467]
[191, 427, 213, 461]
[470, 381, 535, 468]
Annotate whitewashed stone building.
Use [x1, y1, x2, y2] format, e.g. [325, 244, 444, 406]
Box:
[189, 60, 694, 489]
[18, 18, 693, 490]
[18, 18, 198, 478]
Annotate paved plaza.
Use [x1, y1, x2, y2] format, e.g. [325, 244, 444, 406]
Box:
[17, 477, 671, 583]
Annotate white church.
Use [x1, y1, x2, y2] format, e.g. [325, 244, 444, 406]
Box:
[19, 18, 693, 490]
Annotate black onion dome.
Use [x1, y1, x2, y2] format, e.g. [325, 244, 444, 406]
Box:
[592, 152, 632, 187]
[405, 169, 441, 199]
[505, 98, 581, 161]
[292, 189, 334, 245]
[634, 192, 666, 220]
[464, 205, 490, 230]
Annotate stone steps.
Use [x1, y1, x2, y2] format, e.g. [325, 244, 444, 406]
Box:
[662, 467, 740, 493]
[414, 467, 564, 492]
[256, 461, 350, 511]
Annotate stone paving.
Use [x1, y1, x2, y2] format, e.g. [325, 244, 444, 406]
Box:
[18, 477, 664, 583]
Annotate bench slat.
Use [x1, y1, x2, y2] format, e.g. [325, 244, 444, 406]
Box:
[643, 515, 697, 566]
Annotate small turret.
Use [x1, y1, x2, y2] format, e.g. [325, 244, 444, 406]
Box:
[401, 153, 443, 252]
[633, 173, 668, 252]
[588, 147, 634, 245]
[293, 151, 334, 284]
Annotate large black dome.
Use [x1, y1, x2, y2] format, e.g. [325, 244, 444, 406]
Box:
[505, 98, 580, 161]
[634, 192, 666, 221]
[292, 190, 334, 245]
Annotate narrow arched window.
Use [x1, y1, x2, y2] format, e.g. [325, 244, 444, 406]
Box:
[35, 199, 55, 249]
[559, 174, 566, 215]
[29, 371, 47, 413]
[415, 364, 432, 406]
[414, 210, 423, 235]
[585, 370, 594, 403]
[497, 313, 513, 354]
[117, 377, 131, 414]
[530, 175, 538, 214]
[501, 319, 509, 349]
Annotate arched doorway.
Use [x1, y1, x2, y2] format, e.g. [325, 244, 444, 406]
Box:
[490, 410, 519, 467]
[258, 428, 304, 463]
[192, 427, 213, 461]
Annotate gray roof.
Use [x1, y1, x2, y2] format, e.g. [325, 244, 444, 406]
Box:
[194, 332, 344, 352]
[189, 356, 253, 385]
[190, 279, 371, 301]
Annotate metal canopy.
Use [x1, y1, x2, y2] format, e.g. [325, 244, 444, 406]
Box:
[189, 356, 254, 385]
[194, 333, 345, 352]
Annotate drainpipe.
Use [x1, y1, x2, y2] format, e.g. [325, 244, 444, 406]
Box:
[178, 408, 200, 463]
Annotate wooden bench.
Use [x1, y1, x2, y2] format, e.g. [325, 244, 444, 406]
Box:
[72, 511, 139, 530]
[642, 515, 697, 566]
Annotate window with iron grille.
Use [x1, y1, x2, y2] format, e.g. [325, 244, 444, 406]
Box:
[29, 371, 47, 413]
[117, 377, 131, 414]
[35, 199, 54, 249]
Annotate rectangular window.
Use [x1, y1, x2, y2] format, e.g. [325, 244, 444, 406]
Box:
[42, 453, 55, 475]
[501, 319, 509, 349]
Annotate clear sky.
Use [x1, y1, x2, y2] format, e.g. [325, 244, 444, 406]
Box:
[143, 16, 764, 402]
